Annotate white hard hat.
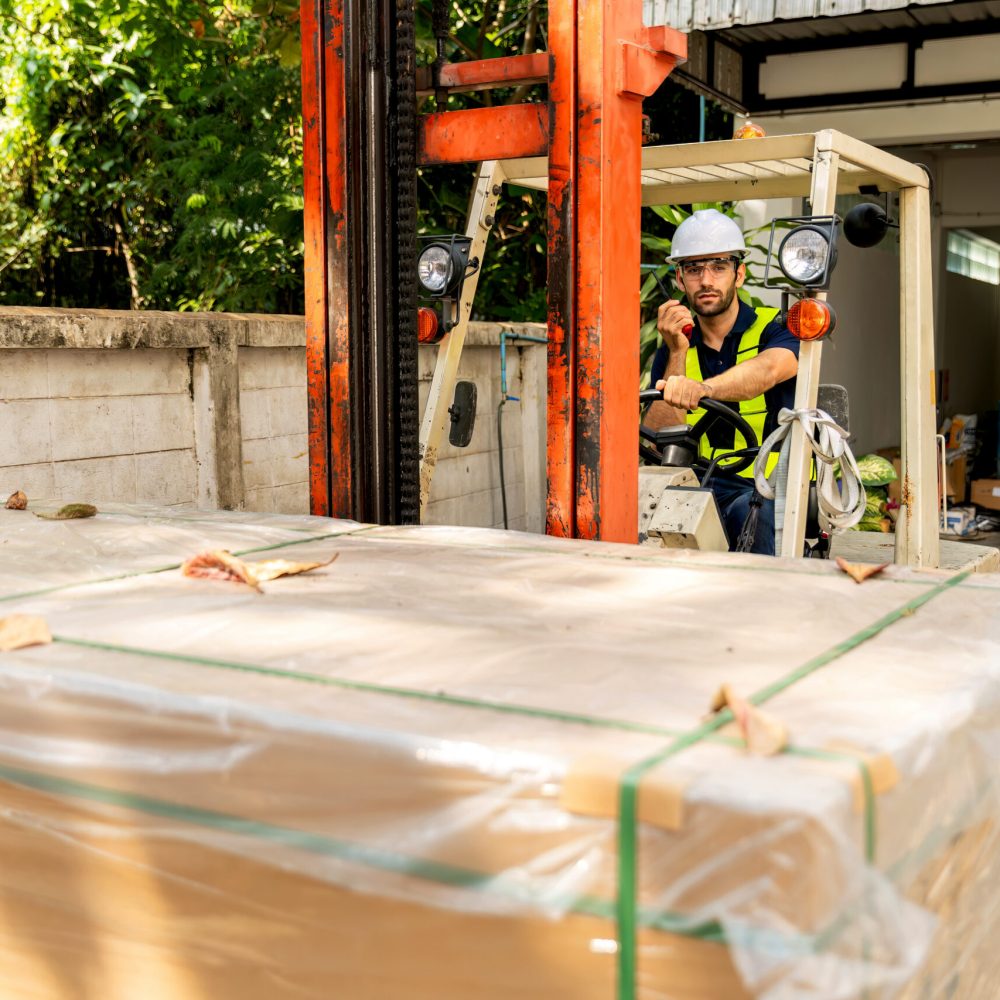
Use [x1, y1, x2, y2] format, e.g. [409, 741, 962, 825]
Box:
[666, 208, 748, 263]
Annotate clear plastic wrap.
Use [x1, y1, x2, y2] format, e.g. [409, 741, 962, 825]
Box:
[0, 503, 998, 999]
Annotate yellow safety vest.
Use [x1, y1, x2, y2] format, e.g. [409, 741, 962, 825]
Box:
[685, 307, 782, 479]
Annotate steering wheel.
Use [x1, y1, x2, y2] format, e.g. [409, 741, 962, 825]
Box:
[639, 389, 760, 476]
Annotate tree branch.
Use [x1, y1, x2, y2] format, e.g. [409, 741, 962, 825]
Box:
[113, 214, 144, 310]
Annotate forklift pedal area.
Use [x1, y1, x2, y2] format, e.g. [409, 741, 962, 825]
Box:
[638, 467, 729, 551]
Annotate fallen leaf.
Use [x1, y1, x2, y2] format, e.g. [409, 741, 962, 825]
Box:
[741, 701, 789, 756]
[835, 557, 889, 584]
[35, 503, 98, 521]
[190, 17, 205, 37]
[4, 491, 27, 510]
[250, 553, 338, 582]
[708, 684, 789, 756]
[708, 683, 733, 715]
[181, 550, 338, 590]
[182, 550, 261, 590]
[0, 615, 52, 652]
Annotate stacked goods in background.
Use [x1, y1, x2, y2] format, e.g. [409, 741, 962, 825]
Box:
[0, 502, 998, 999]
[849, 455, 898, 533]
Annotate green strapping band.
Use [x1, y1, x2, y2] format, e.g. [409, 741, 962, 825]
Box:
[0, 758, 818, 957]
[615, 567, 970, 1000]
[51, 633, 876, 833]
[47, 634, 880, 922]
[0, 525, 373, 605]
[0, 605, 900, 965]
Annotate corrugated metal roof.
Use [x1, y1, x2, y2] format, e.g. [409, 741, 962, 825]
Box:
[644, 0, 999, 34]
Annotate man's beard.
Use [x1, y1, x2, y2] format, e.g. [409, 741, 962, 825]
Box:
[691, 283, 736, 317]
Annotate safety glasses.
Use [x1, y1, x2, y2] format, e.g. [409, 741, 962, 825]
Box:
[677, 256, 739, 278]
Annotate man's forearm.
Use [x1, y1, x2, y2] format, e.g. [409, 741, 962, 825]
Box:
[703, 349, 796, 403]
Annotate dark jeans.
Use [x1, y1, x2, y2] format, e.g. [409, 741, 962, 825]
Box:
[708, 474, 775, 555]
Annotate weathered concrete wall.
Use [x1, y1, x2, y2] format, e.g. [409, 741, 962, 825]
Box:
[237, 346, 310, 515]
[0, 307, 546, 530]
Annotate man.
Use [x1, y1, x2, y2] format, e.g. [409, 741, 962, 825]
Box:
[646, 208, 799, 555]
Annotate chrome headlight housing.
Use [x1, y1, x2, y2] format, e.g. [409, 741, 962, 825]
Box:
[778, 225, 831, 285]
[417, 237, 472, 298]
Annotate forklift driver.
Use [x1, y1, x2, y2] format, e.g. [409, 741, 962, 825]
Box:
[645, 208, 799, 555]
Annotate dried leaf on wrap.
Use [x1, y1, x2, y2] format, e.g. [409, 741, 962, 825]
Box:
[182, 550, 261, 590]
[181, 550, 338, 590]
[250, 554, 339, 582]
[35, 503, 97, 520]
[835, 557, 889, 584]
[0, 615, 52, 652]
[709, 683, 789, 756]
[4, 491, 27, 510]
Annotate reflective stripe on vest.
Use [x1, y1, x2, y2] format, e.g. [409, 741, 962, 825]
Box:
[685, 306, 781, 479]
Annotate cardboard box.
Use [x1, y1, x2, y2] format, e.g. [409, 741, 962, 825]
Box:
[878, 447, 966, 504]
[942, 505, 976, 536]
[947, 453, 968, 503]
[972, 478, 1000, 511]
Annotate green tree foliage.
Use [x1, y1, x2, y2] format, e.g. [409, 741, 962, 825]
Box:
[0, 0, 734, 332]
[0, 0, 303, 311]
[413, 0, 549, 322]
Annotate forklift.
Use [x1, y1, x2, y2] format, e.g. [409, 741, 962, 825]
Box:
[299, 0, 948, 569]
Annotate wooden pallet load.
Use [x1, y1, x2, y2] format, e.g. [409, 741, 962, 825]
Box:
[0, 502, 998, 999]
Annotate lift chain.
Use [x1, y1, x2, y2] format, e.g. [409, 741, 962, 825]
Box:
[395, 0, 421, 524]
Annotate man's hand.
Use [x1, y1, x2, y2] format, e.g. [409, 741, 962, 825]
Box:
[656, 375, 713, 411]
[656, 298, 693, 351]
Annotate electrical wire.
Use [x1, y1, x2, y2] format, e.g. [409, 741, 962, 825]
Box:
[498, 398, 509, 530]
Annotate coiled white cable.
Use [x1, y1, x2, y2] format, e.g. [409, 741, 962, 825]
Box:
[753, 407, 867, 552]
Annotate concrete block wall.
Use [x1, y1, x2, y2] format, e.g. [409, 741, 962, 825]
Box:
[0, 346, 197, 507]
[238, 347, 309, 515]
[418, 323, 546, 532]
[0, 308, 546, 530]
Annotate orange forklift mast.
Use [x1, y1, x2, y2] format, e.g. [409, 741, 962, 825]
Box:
[300, 0, 685, 541]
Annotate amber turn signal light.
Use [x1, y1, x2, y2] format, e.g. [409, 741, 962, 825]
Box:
[417, 306, 442, 344]
[787, 298, 836, 341]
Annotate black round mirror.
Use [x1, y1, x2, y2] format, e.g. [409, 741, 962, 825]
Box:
[844, 202, 890, 249]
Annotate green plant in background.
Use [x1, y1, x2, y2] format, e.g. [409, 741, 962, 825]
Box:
[412, 0, 550, 323]
[0, 0, 738, 334]
[0, 0, 303, 312]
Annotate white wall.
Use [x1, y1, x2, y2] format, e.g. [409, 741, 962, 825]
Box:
[238, 347, 309, 515]
[821, 239, 902, 453]
[0, 309, 547, 530]
[940, 271, 1000, 417]
[0, 347, 198, 506]
[896, 146, 1000, 420]
[418, 327, 546, 532]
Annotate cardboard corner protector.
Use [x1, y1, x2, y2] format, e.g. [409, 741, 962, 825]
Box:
[823, 743, 900, 813]
[559, 755, 688, 832]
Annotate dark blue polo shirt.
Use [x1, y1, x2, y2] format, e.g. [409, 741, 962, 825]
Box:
[649, 299, 799, 441]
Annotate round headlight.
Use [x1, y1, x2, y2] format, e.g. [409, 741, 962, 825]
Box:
[778, 226, 829, 284]
[418, 245, 452, 295]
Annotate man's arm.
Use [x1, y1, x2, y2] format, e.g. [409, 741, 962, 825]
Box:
[657, 347, 798, 411]
[644, 298, 694, 429]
